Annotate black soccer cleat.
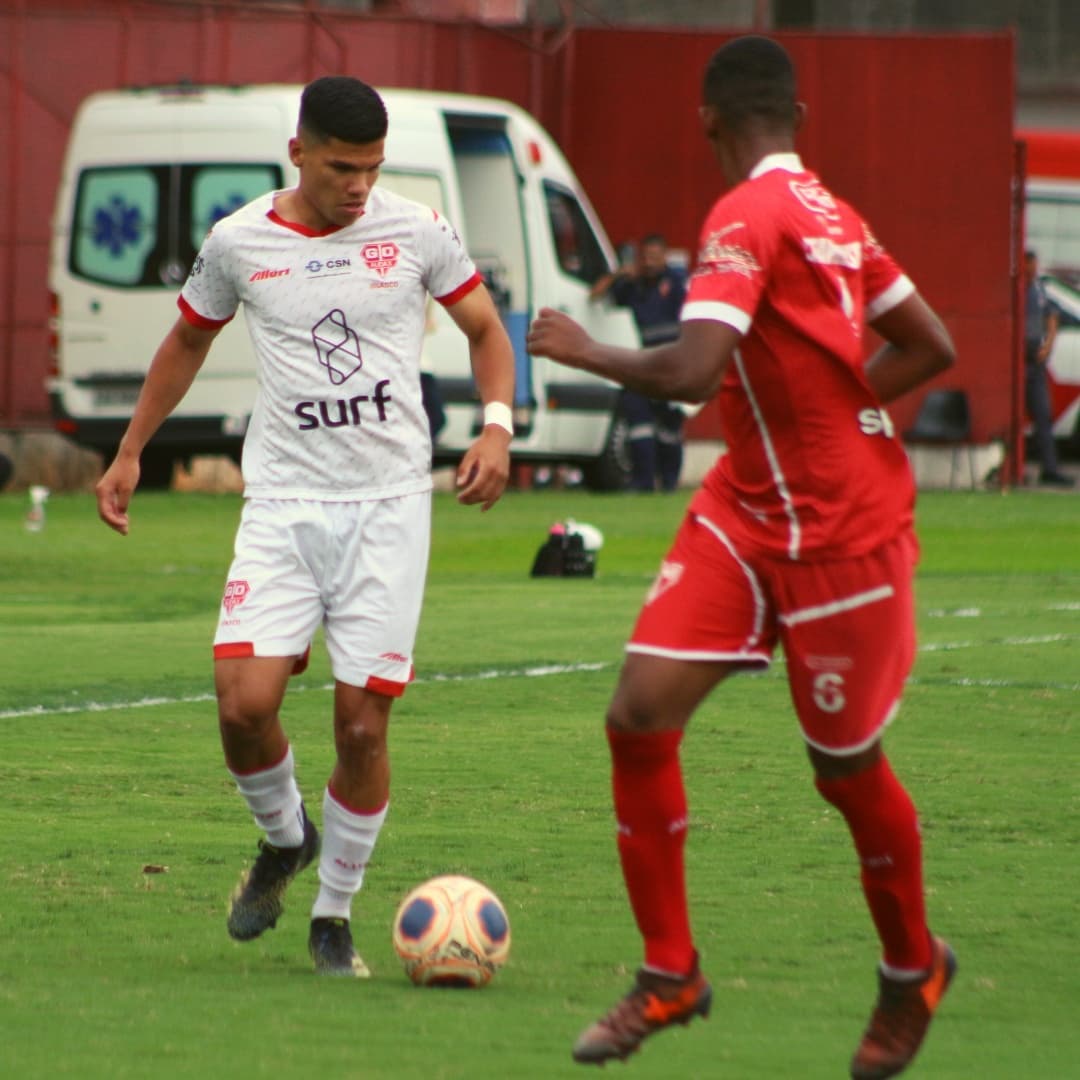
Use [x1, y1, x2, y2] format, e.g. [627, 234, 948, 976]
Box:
[227, 807, 319, 941]
[309, 917, 371, 977]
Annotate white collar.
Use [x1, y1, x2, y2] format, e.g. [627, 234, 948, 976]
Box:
[749, 152, 804, 180]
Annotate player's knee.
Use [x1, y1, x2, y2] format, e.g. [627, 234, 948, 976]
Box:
[334, 714, 389, 765]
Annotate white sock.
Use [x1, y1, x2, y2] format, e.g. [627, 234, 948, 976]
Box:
[311, 787, 388, 921]
[229, 746, 305, 848]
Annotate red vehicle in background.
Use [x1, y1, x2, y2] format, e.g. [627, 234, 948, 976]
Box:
[1022, 128, 1080, 455]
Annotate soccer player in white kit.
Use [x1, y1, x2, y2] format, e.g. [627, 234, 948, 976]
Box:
[96, 76, 515, 975]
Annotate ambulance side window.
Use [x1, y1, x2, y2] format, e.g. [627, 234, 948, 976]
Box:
[187, 165, 282, 248]
[70, 167, 161, 287]
[543, 182, 608, 286]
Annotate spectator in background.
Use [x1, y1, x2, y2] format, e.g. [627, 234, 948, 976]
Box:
[1023, 249, 1073, 487]
[0, 450, 13, 490]
[592, 234, 688, 491]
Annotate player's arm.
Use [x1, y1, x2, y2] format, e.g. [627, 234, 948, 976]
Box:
[96, 316, 221, 534]
[526, 310, 739, 403]
[863, 293, 956, 404]
[444, 284, 515, 511]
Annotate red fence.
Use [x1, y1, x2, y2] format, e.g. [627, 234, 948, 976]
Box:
[1, 2, 1016, 454]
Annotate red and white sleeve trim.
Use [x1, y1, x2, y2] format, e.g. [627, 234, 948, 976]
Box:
[178, 294, 233, 330]
[436, 271, 482, 308]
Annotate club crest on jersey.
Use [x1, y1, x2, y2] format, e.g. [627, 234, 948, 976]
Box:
[362, 241, 399, 277]
[312, 309, 362, 384]
[645, 559, 685, 605]
[223, 579, 250, 614]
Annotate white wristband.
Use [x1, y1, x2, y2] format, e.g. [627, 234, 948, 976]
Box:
[483, 401, 514, 435]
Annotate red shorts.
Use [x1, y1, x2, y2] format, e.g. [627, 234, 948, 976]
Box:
[628, 512, 918, 754]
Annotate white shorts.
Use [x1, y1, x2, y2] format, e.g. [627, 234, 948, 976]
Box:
[213, 493, 431, 695]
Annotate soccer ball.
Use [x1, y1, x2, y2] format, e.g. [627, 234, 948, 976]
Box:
[392, 874, 511, 987]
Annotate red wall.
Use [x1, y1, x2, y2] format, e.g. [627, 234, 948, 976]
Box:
[558, 28, 1017, 443]
[1, 3, 1016, 450]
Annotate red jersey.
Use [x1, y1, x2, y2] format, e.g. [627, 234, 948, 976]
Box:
[683, 153, 917, 561]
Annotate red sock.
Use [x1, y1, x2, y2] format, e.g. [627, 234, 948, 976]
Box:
[607, 726, 695, 975]
[815, 755, 932, 972]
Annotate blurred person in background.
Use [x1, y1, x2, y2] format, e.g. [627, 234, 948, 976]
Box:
[1023, 249, 1072, 486]
[592, 234, 688, 491]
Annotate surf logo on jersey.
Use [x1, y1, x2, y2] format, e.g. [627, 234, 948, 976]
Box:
[294, 379, 393, 430]
[312, 309, 362, 384]
[858, 406, 896, 438]
[362, 240, 399, 277]
[222, 579, 250, 614]
[697, 223, 761, 279]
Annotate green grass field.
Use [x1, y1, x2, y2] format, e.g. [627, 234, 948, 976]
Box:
[1, 486, 1077, 1078]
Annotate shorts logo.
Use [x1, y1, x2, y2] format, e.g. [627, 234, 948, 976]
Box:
[362, 241, 399, 277]
[312, 309, 362, 384]
[379, 651, 408, 663]
[645, 559, 684, 605]
[223, 579, 250, 614]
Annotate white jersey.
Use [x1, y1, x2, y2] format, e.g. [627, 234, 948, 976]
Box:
[179, 187, 480, 499]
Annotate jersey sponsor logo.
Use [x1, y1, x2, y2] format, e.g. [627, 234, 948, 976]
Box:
[188, 254, 205, 278]
[858, 406, 896, 438]
[294, 379, 393, 430]
[697, 223, 760, 279]
[803, 236, 862, 270]
[312, 309, 362, 384]
[361, 240, 400, 277]
[249, 267, 291, 282]
[304, 257, 353, 276]
[222, 579, 250, 614]
[790, 178, 844, 236]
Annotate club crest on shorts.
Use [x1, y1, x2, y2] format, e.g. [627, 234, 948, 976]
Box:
[223, 579, 250, 614]
[645, 560, 684, 605]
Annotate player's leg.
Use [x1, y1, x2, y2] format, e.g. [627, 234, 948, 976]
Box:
[213, 498, 328, 942]
[308, 682, 395, 977]
[308, 492, 430, 976]
[573, 513, 775, 1064]
[775, 531, 955, 1078]
[218, 655, 321, 941]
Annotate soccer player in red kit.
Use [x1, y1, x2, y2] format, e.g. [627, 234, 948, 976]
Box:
[527, 36, 957, 1079]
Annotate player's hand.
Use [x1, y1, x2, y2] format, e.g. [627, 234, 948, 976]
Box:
[526, 308, 593, 368]
[456, 427, 511, 511]
[95, 453, 140, 535]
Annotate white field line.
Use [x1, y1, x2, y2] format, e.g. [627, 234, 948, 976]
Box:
[3, 628, 1078, 723]
[0, 662, 609, 721]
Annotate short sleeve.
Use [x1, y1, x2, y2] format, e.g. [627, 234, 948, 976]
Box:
[680, 201, 775, 335]
[860, 221, 915, 321]
[178, 227, 239, 328]
[420, 210, 481, 306]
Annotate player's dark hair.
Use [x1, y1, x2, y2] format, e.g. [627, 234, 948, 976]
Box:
[299, 76, 388, 145]
[703, 36, 797, 133]
[640, 233, 667, 248]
